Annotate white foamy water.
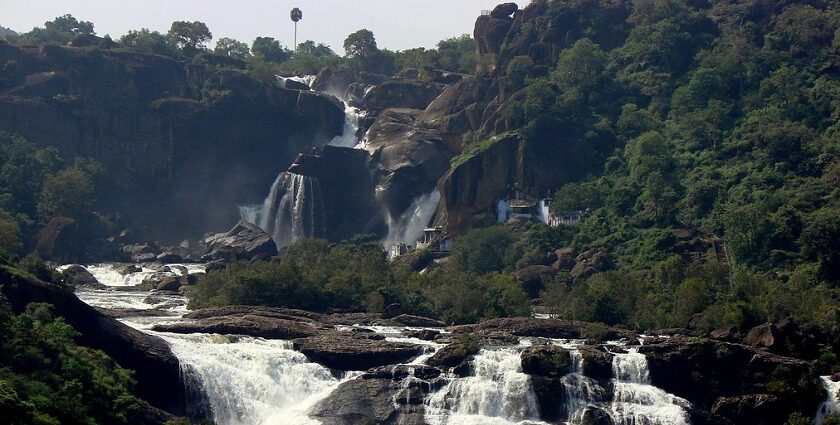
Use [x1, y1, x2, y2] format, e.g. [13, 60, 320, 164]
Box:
[259, 172, 326, 248]
[562, 349, 608, 423]
[162, 333, 342, 425]
[425, 346, 547, 425]
[328, 102, 362, 148]
[611, 349, 690, 425]
[816, 376, 840, 425]
[62, 263, 350, 424]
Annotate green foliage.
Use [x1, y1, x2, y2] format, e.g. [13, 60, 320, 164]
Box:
[15, 14, 95, 45]
[344, 29, 378, 57]
[37, 167, 95, 221]
[118, 29, 178, 57]
[167, 21, 212, 53]
[251, 37, 290, 63]
[0, 299, 142, 425]
[214, 37, 250, 59]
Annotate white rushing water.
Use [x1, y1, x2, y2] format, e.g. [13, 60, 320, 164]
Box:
[258, 172, 326, 248]
[425, 346, 546, 425]
[562, 349, 607, 423]
[163, 334, 342, 425]
[328, 102, 362, 148]
[611, 348, 691, 425]
[816, 376, 840, 425]
[66, 263, 352, 425]
[384, 190, 441, 248]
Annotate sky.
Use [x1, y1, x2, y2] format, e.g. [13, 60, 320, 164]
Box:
[1, 0, 532, 52]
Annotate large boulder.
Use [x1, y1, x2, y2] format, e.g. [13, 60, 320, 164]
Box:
[515, 265, 557, 298]
[202, 220, 278, 262]
[62, 265, 99, 285]
[639, 337, 824, 425]
[292, 332, 425, 371]
[363, 78, 446, 116]
[520, 345, 571, 377]
[35, 217, 81, 261]
[0, 268, 185, 414]
[309, 365, 439, 425]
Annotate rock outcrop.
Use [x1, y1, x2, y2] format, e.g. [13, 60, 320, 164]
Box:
[640, 337, 824, 425]
[201, 220, 278, 262]
[292, 332, 425, 371]
[309, 365, 441, 425]
[0, 268, 185, 414]
[0, 43, 344, 242]
[151, 314, 320, 339]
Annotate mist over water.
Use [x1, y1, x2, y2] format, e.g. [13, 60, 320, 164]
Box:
[385, 190, 441, 248]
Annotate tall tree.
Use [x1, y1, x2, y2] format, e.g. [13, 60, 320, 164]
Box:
[167, 21, 212, 54]
[251, 37, 290, 63]
[290, 8, 303, 51]
[214, 37, 250, 59]
[344, 29, 377, 57]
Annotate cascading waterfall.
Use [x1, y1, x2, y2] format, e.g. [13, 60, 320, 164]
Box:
[385, 190, 441, 248]
[258, 172, 326, 248]
[425, 346, 545, 425]
[162, 334, 340, 425]
[611, 348, 691, 425]
[240, 95, 363, 243]
[328, 102, 362, 148]
[816, 376, 840, 425]
[562, 349, 607, 423]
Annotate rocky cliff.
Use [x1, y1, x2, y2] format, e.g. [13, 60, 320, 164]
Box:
[0, 42, 344, 242]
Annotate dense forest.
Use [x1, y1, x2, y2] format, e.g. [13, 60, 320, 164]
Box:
[2, 1, 840, 423]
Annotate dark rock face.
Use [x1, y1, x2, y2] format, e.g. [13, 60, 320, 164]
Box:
[640, 337, 824, 425]
[0, 269, 185, 414]
[35, 217, 80, 261]
[62, 264, 99, 285]
[363, 78, 446, 115]
[427, 341, 477, 372]
[309, 365, 439, 425]
[365, 108, 452, 217]
[520, 345, 571, 377]
[436, 133, 522, 232]
[570, 249, 616, 282]
[0, 44, 344, 243]
[292, 332, 425, 371]
[284, 145, 388, 242]
[201, 220, 278, 262]
[515, 265, 557, 298]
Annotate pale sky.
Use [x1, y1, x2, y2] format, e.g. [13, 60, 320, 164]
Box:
[1, 0, 532, 52]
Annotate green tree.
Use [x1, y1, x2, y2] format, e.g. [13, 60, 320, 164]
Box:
[290, 8, 303, 50]
[167, 21, 212, 53]
[118, 29, 177, 56]
[214, 37, 250, 59]
[296, 40, 335, 57]
[437, 34, 476, 73]
[37, 168, 95, 220]
[800, 208, 840, 280]
[44, 14, 94, 35]
[252, 37, 290, 63]
[344, 29, 378, 57]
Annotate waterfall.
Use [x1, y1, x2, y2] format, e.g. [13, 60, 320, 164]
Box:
[239, 204, 262, 225]
[562, 349, 607, 423]
[162, 334, 340, 425]
[258, 172, 326, 248]
[328, 102, 362, 148]
[611, 348, 691, 425]
[425, 347, 544, 425]
[385, 190, 441, 248]
[816, 376, 840, 425]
